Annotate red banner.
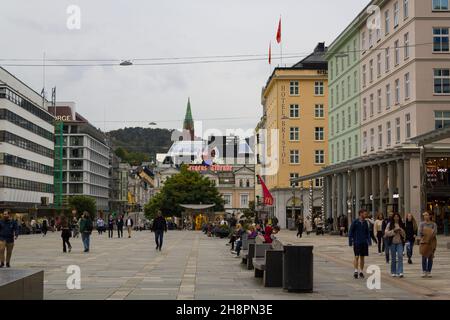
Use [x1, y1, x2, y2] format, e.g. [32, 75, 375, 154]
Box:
[257, 175, 274, 206]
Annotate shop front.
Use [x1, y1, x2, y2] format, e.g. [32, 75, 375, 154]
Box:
[426, 157, 450, 233]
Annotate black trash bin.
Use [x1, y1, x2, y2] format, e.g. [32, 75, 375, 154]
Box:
[282, 245, 313, 293]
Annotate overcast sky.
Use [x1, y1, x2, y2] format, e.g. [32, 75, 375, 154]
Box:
[0, 0, 367, 136]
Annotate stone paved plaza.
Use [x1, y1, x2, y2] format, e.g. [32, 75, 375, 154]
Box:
[6, 229, 450, 300]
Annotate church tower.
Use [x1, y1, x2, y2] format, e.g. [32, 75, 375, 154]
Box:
[183, 97, 195, 140]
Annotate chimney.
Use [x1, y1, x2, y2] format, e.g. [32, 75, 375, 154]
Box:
[314, 42, 326, 53]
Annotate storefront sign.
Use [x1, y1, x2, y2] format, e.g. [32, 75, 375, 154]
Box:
[188, 165, 233, 172]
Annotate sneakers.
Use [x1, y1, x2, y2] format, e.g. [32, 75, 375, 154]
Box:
[427, 273, 432, 278]
[68, 247, 72, 253]
[391, 273, 397, 277]
[408, 258, 412, 264]
[156, 245, 159, 250]
[398, 273, 404, 278]
[159, 247, 162, 251]
[6, 263, 10, 268]
[353, 272, 358, 279]
[0, 262, 4, 268]
[421, 272, 427, 278]
[359, 272, 365, 279]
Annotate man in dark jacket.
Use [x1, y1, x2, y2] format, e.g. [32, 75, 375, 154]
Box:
[0, 210, 19, 267]
[382, 212, 393, 264]
[79, 212, 93, 253]
[152, 212, 167, 251]
[349, 209, 372, 279]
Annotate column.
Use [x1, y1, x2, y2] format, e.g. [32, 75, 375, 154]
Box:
[355, 169, 362, 216]
[326, 176, 332, 220]
[332, 174, 337, 230]
[371, 165, 377, 216]
[379, 164, 386, 215]
[342, 173, 348, 219]
[388, 162, 395, 207]
[403, 159, 411, 214]
[364, 167, 371, 208]
[351, 170, 357, 220]
[397, 160, 404, 214]
[337, 174, 343, 219]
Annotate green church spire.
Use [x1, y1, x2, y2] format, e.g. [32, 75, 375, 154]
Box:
[183, 97, 194, 140]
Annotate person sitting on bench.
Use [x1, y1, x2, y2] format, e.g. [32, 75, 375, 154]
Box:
[235, 225, 258, 256]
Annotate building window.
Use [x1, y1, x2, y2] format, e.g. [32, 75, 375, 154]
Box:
[331, 144, 335, 163]
[404, 32, 410, 59]
[240, 194, 249, 208]
[330, 61, 334, 80]
[387, 121, 392, 146]
[362, 65, 367, 87]
[342, 139, 346, 160]
[363, 131, 368, 153]
[315, 150, 325, 164]
[331, 116, 334, 136]
[369, 59, 374, 82]
[330, 89, 334, 108]
[377, 53, 382, 77]
[369, 30, 373, 48]
[336, 142, 340, 162]
[354, 71, 358, 93]
[290, 173, 299, 187]
[370, 128, 375, 151]
[290, 104, 299, 118]
[363, 98, 367, 120]
[347, 45, 350, 67]
[354, 104, 358, 125]
[355, 134, 359, 156]
[435, 111, 450, 129]
[433, 0, 449, 11]
[394, 1, 400, 28]
[290, 81, 299, 96]
[405, 72, 411, 99]
[385, 47, 390, 72]
[396, 118, 401, 143]
[315, 104, 324, 118]
[405, 113, 411, 138]
[223, 194, 232, 206]
[336, 84, 340, 104]
[348, 137, 352, 158]
[314, 178, 324, 188]
[362, 32, 366, 51]
[370, 94, 374, 117]
[347, 75, 351, 98]
[434, 69, 450, 94]
[433, 28, 450, 52]
[404, 0, 409, 18]
[337, 113, 340, 133]
[385, 10, 390, 35]
[378, 125, 383, 149]
[341, 81, 345, 101]
[315, 127, 324, 141]
[315, 81, 324, 95]
[386, 84, 391, 109]
[290, 150, 300, 164]
[353, 39, 357, 61]
[290, 127, 300, 141]
[395, 79, 400, 104]
[348, 106, 352, 127]
[377, 89, 382, 113]
[394, 40, 400, 66]
[342, 110, 345, 131]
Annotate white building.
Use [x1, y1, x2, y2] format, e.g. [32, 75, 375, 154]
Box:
[49, 103, 110, 211]
[0, 67, 55, 212]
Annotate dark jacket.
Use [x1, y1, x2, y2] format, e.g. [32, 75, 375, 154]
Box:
[108, 218, 114, 228]
[152, 216, 167, 231]
[0, 219, 18, 243]
[79, 218, 93, 234]
[382, 218, 390, 234]
[349, 218, 372, 246]
[116, 218, 124, 228]
[405, 220, 417, 242]
[126, 218, 134, 227]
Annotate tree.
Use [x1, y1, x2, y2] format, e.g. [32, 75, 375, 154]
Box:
[243, 201, 257, 221]
[145, 165, 224, 218]
[68, 195, 97, 218]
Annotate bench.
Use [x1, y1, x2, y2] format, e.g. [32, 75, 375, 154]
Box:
[241, 238, 255, 265]
[253, 240, 284, 287]
[246, 236, 266, 270]
[0, 269, 44, 300]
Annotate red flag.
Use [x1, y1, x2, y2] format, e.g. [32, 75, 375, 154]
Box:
[268, 42, 272, 64]
[276, 17, 281, 44]
[257, 175, 274, 206]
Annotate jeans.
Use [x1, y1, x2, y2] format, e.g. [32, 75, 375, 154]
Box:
[235, 240, 242, 256]
[376, 231, 384, 253]
[384, 238, 391, 262]
[81, 233, 90, 251]
[406, 240, 414, 259]
[155, 230, 164, 249]
[390, 243, 404, 275]
[422, 256, 433, 272]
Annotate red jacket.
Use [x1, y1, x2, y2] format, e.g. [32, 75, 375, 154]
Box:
[264, 225, 273, 244]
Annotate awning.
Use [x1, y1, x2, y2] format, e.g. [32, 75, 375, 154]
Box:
[180, 204, 216, 210]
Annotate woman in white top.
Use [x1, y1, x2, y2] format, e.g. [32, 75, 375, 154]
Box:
[374, 213, 384, 255]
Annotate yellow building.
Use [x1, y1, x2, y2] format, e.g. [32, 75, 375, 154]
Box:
[258, 43, 328, 229]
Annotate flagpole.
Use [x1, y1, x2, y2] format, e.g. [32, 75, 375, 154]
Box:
[280, 15, 283, 67]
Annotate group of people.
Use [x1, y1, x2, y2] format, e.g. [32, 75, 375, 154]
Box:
[349, 209, 438, 279]
[295, 215, 324, 238]
[228, 220, 280, 257]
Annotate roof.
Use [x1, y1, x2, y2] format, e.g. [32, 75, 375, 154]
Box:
[291, 42, 328, 70]
[410, 126, 450, 147]
[180, 204, 215, 210]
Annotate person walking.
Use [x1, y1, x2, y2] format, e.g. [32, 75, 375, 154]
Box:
[339, 214, 346, 236]
[296, 216, 304, 238]
[367, 214, 378, 245]
[385, 213, 406, 278]
[71, 216, 79, 238]
[116, 215, 124, 238]
[314, 216, 324, 235]
[405, 213, 418, 265]
[107, 215, 114, 238]
[30, 218, 37, 234]
[151, 212, 167, 251]
[419, 212, 438, 278]
[126, 216, 134, 238]
[60, 217, 72, 253]
[79, 212, 93, 253]
[374, 213, 384, 255]
[382, 212, 393, 264]
[0, 211, 19, 268]
[42, 217, 48, 237]
[348, 209, 372, 279]
[304, 216, 313, 236]
[50, 218, 55, 232]
[96, 217, 105, 235]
